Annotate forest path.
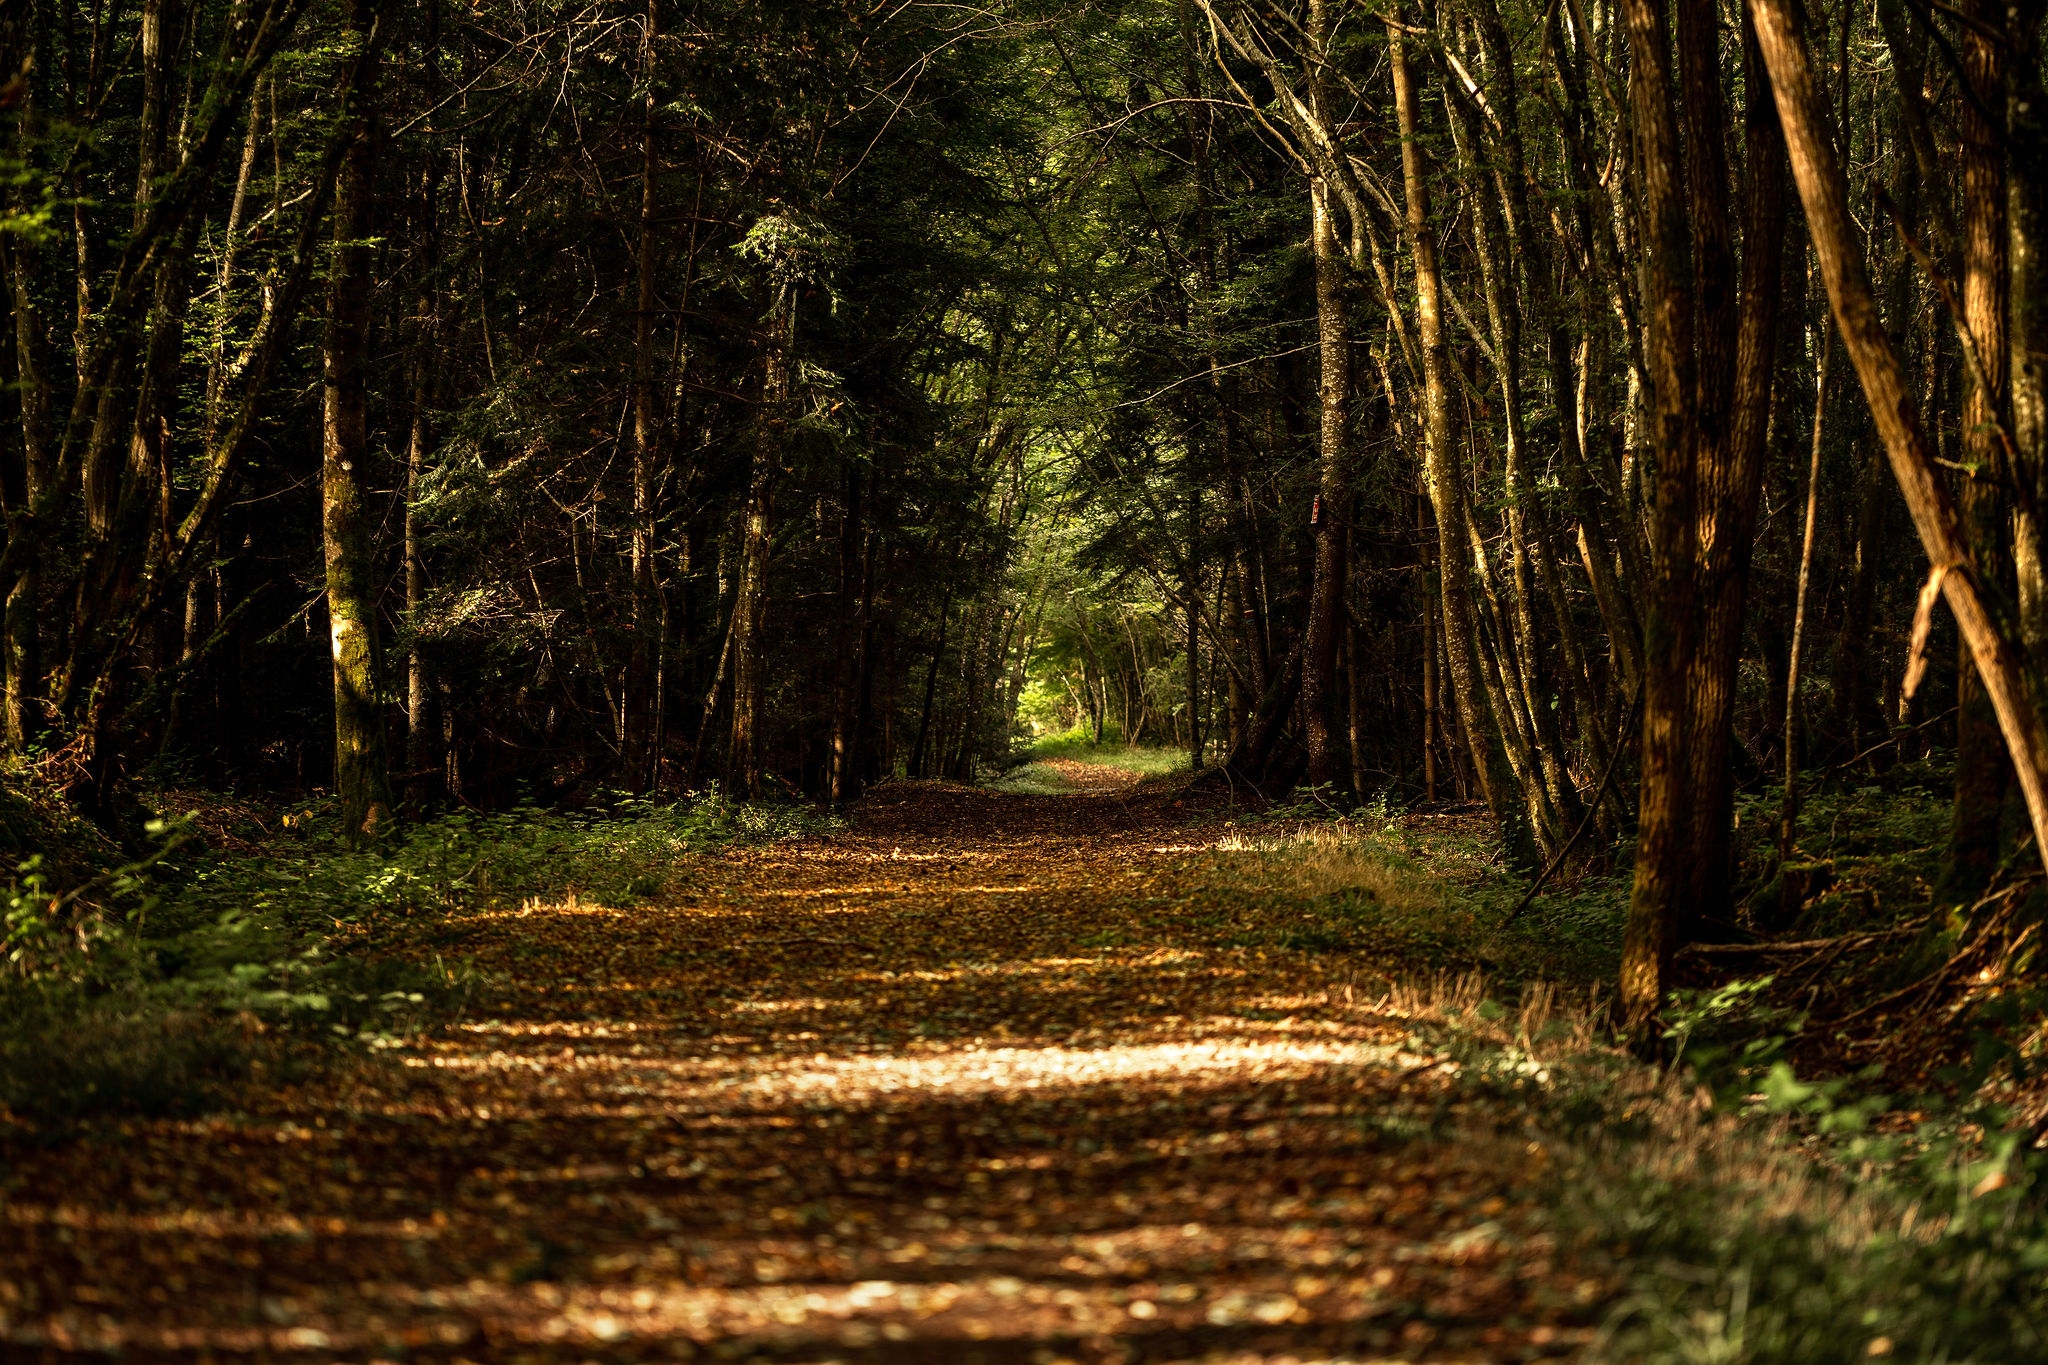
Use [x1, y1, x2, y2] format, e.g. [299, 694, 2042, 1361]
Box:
[2, 782, 1596, 1363]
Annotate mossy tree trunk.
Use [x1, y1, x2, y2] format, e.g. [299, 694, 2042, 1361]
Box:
[322, 0, 394, 846]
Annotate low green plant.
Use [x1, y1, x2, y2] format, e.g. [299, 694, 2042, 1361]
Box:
[0, 789, 833, 1126]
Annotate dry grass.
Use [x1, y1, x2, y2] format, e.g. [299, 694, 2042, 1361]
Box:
[1207, 824, 1445, 912]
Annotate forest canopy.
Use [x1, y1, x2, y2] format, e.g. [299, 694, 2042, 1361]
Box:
[5, 0, 2048, 1028]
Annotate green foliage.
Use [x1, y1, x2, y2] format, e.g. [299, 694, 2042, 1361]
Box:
[0, 791, 835, 1126]
[1579, 1135, 2048, 1364]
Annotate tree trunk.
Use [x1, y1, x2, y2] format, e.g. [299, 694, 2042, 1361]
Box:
[321, 2, 393, 846]
[2, 224, 53, 751]
[726, 286, 788, 799]
[828, 465, 865, 803]
[911, 588, 952, 779]
[1421, 493, 1439, 803]
[405, 0, 443, 805]
[1302, 166, 1350, 789]
[623, 0, 661, 792]
[1944, 0, 2016, 895]
[1618, 0, 1702, 1034]
[1683, 10, 1790, 921]
[1388, 7, 1534, 865]
[2013, 4, 2048, 662]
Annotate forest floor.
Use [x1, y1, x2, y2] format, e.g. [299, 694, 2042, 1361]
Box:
[0, 779, 1609, 1364]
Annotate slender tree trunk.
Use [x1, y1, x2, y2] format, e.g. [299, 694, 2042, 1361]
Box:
[1421, 493, 1439, 803]
[2014, 3, 2048, 657]
[1345, 609, 1367, 799]
[2, 226, 53, 750]
[828, 465, 865, 803]
[623, 0, 661, 791]
[322, 0, 393, 845]
[1302, 167, 1350, 788]
[726, 287, 788, 799]
[1389, 7, 1534, 864]
[1780, 324, 1832, 897]
[1445, 24, 1585, 833]
[911, 587, 952, 779]
[405, 0, 443, 803]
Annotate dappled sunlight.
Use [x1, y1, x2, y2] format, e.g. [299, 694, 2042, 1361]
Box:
[0, 784, 1594, 1361]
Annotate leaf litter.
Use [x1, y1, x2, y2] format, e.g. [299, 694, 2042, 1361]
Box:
[0, 781, 1600, 1362]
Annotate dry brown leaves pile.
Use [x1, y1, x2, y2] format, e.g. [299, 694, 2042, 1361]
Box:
[0, 781, 1601, 1363]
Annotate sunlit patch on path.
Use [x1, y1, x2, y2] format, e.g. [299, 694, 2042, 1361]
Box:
[0, 783, 1596, 1362]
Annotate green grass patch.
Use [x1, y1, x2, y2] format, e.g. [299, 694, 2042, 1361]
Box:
[1012, 725, 1190, 776]
[986, 762, 1077, 795]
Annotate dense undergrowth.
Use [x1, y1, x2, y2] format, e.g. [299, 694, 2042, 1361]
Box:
[0, 781, 835, 1128]
[1170, 755, 2048, 1362]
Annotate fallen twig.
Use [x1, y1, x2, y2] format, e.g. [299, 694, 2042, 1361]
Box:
[1683, 924, 1925, 956]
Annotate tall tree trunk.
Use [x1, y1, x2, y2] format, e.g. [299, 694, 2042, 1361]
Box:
[827, 466, 865, 803]
[1446, 14, 1585, 833]
[2014, 2, 2048, 658]
[1302, 166, 1350, 788]
[1683, 10, 1790, 920]
[726, 286, 788, 799]
[1388, 6, 1535, 865]
[1421, 492, 1439, 802]
[1618, 0, 1702, 1033]
[3, 221, 53, 751]
[623, 0, 661, 792]
[322, 0, 393, 845]
[405, 0, 443, 804]
[910, 587, 953, 779]
[1944, 0, 2016, 895]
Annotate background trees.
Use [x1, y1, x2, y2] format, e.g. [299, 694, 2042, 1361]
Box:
[5, 0, 2046, 1022]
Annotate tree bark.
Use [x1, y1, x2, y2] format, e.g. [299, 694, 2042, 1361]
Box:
[1618, 0, 1702, 1033]
[322, 0, 393, 845]
[1944, 0, 2015, 895]
[827, 464, 865, 803]
[2014, 3, 2048, 661]
[726, 285, 788, 799]
[404, 2, 443, 805]
[1682, 10, 1790, 920]
[1302, 168, 1350, 789]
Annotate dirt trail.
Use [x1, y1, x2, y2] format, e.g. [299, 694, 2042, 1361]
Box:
[0, 783, 1593, 1363]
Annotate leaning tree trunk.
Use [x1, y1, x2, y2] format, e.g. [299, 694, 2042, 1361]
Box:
[322, 0, 394, 846]
[1751, 0, 2048, 864]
